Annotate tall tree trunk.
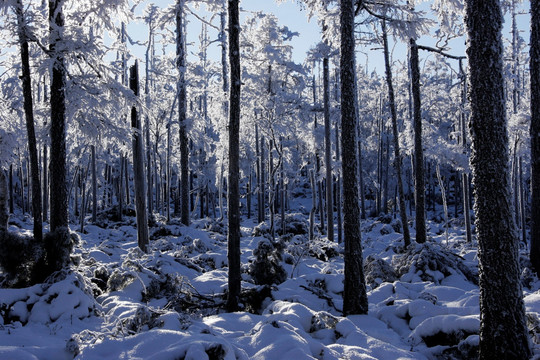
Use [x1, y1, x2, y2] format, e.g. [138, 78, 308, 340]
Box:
[465, 0, 531, 357]
[341, 0, 368, 316]
[118, 153, 123, 221]
[91, 145, 97, 223]
[409, 38, 426, 244]
[176, 0, 189, 226]
[323, 57, 334, 241]
[335, 121, 342, 244]
[226, 0, 241, 312]
[166, 122, 171, 222]
[42, 139, 48, 222]
[49, 0, 68, 234]
[130, 61, 149, 253]
[462, 173, 472, 243]
[0, 170, 8, 231]
[309, 170, 316, 240]
[16, 0, 42, 243]
[530, 0, 540, 274]
[9, 165, 14, 214]
[313, 73, 325, 232]
[382, 19, 410, 246]
[256, 124, 264, 223]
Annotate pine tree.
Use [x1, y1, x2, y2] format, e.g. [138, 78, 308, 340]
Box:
[226, 0, 241, 312]
[130, 61, 150, 253]
[176, 0, 190, 226]
[341, 0, 368, 316]
[465, 0, 531, 358]
[15, 0, 42, 243]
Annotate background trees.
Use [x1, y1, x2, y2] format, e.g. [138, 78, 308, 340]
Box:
[0, 4, 534, 349]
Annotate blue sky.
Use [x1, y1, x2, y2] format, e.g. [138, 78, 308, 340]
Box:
[128, 0, 531, 75]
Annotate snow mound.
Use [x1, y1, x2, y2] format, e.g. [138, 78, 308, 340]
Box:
[0, 271, 97, 325]
[393, 243, 478, 284]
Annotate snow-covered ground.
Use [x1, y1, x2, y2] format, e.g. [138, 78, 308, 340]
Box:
[1, 201, 539, 359]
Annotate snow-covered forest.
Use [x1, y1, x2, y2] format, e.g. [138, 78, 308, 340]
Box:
[0, 0, 539, 358]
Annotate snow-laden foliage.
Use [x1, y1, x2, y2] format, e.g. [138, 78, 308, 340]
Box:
[393, 242, 478, 285]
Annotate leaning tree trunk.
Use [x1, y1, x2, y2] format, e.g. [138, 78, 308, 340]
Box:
[409, 38, 426, 244]
[176, 0, 190, 226]
[530, 0, 540, 275]
[130, 61, 149, 253]
[16, 0, 42, 243]
[340, 0, 368, 316]
[382, 19, 410, 247]
[226, 0, 241, 312]
[465, 0, 531, 358]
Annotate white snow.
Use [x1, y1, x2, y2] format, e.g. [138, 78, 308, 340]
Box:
[0, 205, 538, 360]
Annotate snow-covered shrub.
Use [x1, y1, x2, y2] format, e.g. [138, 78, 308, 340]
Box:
[242, 285, 273, 314]
[308, 237, 340, 261]
[364, 255, 397, 289]
[91, 266, 109, 292]
[0, 271, 97, 325]
[279, 213, 308, 236]
[409, 314, 479, 354]
[205, 219, 226, 235]
[309, 311, 339, 333]
[391, 219, 403, 233]
[380, 224, 394, 235]
[107, 268, 136, 292]
[249, 238, 287, 286]
[150, 226, 172, 240]
[393, 243, 478, 284]
[117, 306, 164, 335]
[527, 313, 540, 345]
[252, 221, 271, 238]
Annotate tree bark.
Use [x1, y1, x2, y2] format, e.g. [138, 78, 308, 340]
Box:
[49, 0, 68, 233]
[409, 38, 426, 244]
[382, 19, 410, 247]
[340, 0, 368, 316]
[465, 0, 531, 357]
[530, 0, 540, 274]
[91, 145, 97, 223]
[226, 0, 241, 312]
[130, 61, 149, 253]
[9, 165, 14, 214]
[16, 0, 42, 243]
[176, 0, 189, 226]
[323, 57, 334, 242]
[335, 121, 342, 244]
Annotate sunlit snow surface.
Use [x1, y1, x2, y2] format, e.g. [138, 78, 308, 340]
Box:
[1, 202, 539, 359]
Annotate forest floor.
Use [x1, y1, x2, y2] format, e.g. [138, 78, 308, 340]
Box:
[1, 196, 540, 359]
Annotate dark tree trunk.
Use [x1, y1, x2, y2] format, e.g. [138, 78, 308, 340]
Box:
[530, 0, 540, 275]
[49, 0, 68, 233]
[323, 57, 334, 242]
[130, 61, 149, 253]
[16, 0, 42, 243]
[465, 0, 531, 358]
[9, 165, 14, 214]
[340, 0, 368, 316]
[226, 0, 241, 312]
[409, 38, 426, 244]
[335, 121, 342, 244]
[176, 0, 190, 226]
[382, 19, 410, 247]
[91, 145, 97, 223]
[255, 124, 264, 223]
